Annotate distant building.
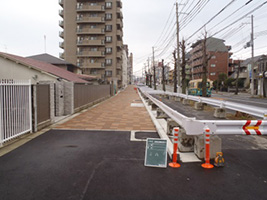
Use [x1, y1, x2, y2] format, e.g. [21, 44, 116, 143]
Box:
[190, 37, 231, 81]
[59, 0, 124, 89]
[231, 55, 267, 96]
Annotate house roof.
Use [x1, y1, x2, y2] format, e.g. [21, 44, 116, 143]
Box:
[241, 55, 264, 67]
[0, 52, 88, 83]
[27, 53, 82, 69]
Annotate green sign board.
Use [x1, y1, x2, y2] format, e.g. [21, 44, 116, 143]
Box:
[144, 138, 167, 168]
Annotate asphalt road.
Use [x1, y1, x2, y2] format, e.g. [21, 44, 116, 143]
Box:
[1, 129, 267, 200]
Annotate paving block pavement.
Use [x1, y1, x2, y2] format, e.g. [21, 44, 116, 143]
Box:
[56, 85, 155, 131]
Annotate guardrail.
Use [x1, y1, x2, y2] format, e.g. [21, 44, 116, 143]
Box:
[139, 87, 267, 136]
[141, 87, 267, 119]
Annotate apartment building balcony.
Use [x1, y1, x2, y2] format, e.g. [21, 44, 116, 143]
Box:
[59, 31, 64, 38]
[117, 66, 122, 70]
[59, 0, 63, 7]
[77, 17, 105, 24]
[116, 39, 122, 46]
[192, 60, 202, 67]
[59, 10, 63, 17]
[59, 42, 64, 49]
[116, 19, 123, 27]
[81, 63, 105, 69]
[116, 52, 122, 58]
[59, 20, 64, 28]
[117, 0, 122, 8]
[77, 28, 105, 35]
[116, 30, 122, 36]
[77, 51, 105, 57]
[77, 4, 105, 12]
[77, 40, 105, 46]
[59, 52, 64, 59]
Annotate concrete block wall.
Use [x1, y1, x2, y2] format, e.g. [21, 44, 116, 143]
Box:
[64, 82, 74, 115]
[55, 81, 64, 116]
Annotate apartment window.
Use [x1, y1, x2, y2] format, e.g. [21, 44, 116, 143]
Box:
[90, 69, 98, 75]
[211, 64, 216, 67]
[90, 25, 97, 29]
[106, 59, 112, 65]
[211, 55, 216, 59]
[106, 2, 112, 8]
[106, 48, 112, 54]
[210, 72, 216, 76]
[105, 70, 112, 77]
[105, 25, 112, 31]
[90, 36, 97, 40]
[106, 36, 112, 43]
[90, 3, 97, 6]
[90, 47, 98, 51]
[90, 13, 98, 17]
[106, 13, 112, 20]
[90, 59, 96, 63]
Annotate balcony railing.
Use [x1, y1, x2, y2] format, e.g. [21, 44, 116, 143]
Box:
[77, 4, 105, 12]
[59, 31, 64, 38]
[77, 40, 105, 46]
[59, 42, 64, 49]
[77, 51, 105, 57]
[81, 63, 105, 69]
[76, 17, 105, 23]
[59, 0, 63, 7]
[59, 52, 64, 59]
[59, 10, 63, 17]
[77, 28, 105, 34]
[59, 20, 64, 28]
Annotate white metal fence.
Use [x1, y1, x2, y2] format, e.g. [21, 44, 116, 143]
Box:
[0, 80, 32, 146]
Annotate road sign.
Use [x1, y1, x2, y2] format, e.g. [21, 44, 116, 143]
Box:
[144, 138, 167, 168]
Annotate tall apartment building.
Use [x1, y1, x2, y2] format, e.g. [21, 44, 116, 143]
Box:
[190, 37, 231, 81]
[59, 0, 124, 88]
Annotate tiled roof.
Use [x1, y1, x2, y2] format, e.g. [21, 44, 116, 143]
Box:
[0, 52, 88, 83]
[27, 53, 79, 66]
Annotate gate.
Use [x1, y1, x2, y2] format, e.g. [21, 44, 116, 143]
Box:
[0, 80, 32, 146]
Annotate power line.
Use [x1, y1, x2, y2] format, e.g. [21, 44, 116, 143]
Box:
[186, 0, 238, 41]
[211, 1, 267, 37]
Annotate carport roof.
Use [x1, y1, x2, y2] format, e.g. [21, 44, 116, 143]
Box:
[0, 52, 88, 83]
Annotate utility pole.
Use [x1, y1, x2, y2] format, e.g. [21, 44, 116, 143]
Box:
[173, 50, 177, 92]
[251, 15, 255, 96]
[176, 2, 180, 93]
[153, 47, 157, 90]
[162, 59, 166, 92]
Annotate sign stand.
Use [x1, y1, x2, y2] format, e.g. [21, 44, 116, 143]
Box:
[144, 138, 168, 168]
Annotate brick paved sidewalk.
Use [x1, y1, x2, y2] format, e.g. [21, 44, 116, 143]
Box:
[56, 85, 155, 131]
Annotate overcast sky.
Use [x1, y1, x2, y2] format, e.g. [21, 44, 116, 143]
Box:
[1, 0, 266, 77]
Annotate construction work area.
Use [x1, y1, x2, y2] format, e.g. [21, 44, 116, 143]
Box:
[0, 85, 267, 200]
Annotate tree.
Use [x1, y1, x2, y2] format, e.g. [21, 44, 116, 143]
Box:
[202, 31, 209, 97]
[235, 61, 240, 95]
[181, 39, 186, 94]
[162, 59, 166, 92]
